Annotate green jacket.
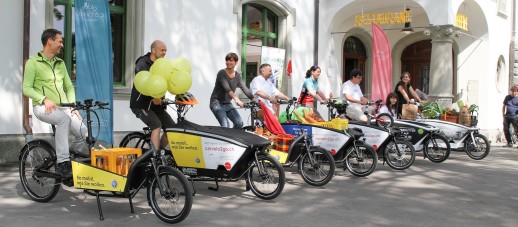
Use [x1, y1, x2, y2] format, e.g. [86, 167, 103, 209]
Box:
[22, 52, 75, 106]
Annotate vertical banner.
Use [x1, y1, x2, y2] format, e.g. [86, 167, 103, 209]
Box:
[261, 47, 286, 90]
[371, 22, 392, 102]
[75, 0, 113, 144]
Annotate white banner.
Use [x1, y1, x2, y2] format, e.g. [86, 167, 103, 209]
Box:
[261, 46, 286, 90]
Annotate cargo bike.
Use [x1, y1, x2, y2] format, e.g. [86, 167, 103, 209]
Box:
[242, 100, 335, 187]
[120, 95, 286, 200]
[411, 119, 490, 160]
[277, 99, 379, 177]
[318, 99, 417, 171]
[18, 99, 193, 224]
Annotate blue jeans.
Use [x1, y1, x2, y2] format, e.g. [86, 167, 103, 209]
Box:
[210, 102, 243, 129]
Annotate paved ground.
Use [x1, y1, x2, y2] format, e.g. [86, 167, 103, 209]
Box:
[1, 144, 518, 227]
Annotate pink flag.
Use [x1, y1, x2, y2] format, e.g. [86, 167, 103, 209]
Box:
[371, 22, 392, 102]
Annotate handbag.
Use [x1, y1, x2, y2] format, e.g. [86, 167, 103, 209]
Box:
[401, 104, 418, 120]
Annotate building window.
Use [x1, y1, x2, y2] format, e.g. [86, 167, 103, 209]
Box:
[242, 4, 278, 87]
[53, 0, 126, 86]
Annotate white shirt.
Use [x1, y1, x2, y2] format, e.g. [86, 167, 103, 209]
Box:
[379, 105, 396, 117]
[341, 80, 363, 109]
[250, 75, 280, 112]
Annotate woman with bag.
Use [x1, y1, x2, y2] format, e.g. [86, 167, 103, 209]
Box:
[394, 72, 422, 119]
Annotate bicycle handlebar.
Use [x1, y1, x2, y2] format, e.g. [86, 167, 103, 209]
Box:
[61, 99, 110, 110]
[277, 97, 297, 105]
[366, 99, 383, 106]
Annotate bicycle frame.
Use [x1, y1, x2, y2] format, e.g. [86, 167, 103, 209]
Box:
[415, 119, 484, 150]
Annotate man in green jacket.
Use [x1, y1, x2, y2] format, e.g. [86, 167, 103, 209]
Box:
[22, 28, 86, 185]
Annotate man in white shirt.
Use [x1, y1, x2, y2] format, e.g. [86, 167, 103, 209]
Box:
[250, 63, 290, 116]
[341, 69, 372, 121]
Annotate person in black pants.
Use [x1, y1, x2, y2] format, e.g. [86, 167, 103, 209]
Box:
[502, 85, 518, 147]
[130, 40, 175, 151]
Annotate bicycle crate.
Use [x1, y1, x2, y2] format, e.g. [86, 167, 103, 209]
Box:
[439, 114, 458, 124]
[91, 148, 142, 176]
[274, 134, 294, 152]
[310, 118, 348, 130]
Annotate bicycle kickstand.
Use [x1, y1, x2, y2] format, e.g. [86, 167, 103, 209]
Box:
[208, 178, 219, 191]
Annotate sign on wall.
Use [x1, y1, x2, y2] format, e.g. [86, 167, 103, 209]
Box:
[261, 46, 286, 90]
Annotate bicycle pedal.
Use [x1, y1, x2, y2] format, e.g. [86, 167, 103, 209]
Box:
[62, 179, 74, 187]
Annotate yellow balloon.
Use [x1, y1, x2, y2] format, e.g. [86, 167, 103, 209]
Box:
[143, 75, 168, 98]
[134, 71, 151, 94]
[172, 57, 192, 74]
[168, 70, 192, 95]
[150, 58, 173, 82]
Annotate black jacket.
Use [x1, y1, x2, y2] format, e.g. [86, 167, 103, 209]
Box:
[130, 53, 156, 110]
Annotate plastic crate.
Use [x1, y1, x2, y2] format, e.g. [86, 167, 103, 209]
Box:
[310, 118, 348, 130]
[91, 148, 142, 176]
[439, 114, 458, 124]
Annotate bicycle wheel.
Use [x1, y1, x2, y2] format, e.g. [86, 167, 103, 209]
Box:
[147, 166, 192, 224]
[19, 141, 60, 202]
[119, 132, 151, 149]
[376, 113, 394, 128]
[423, 134, 451, 163]
[383, 140, 416, 170]
[246, 154, 285, 200]
[464, 134, 490, 160]
[344, 141, 378, 177]
[298, 147, 335, 186]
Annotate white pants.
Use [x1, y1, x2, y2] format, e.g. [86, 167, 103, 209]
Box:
[346, 105, 375, 122]
[33, 105, 87, 163]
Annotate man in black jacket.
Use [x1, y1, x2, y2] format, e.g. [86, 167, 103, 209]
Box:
[130, 40, 175, 150]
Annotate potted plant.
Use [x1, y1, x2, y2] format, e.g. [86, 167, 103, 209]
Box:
[421, 101, 442, 119]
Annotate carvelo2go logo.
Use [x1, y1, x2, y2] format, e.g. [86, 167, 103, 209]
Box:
[76, 1, 106, 20]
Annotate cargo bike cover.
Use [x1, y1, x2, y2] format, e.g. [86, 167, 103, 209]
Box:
[166, 120, 271, 177]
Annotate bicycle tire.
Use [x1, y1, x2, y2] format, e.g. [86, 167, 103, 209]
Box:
[119, 132, 151, 149]
[344, 141, 378, 177]
[19, 140, 60, 202]
[246, 154, 285, 200]
[383, 140, 416, 170]
[147, 166, 193, 224]
[376, 113, 394, 128]
[464, 134, 490, 160]
[423, 134, 451, 163]
[298, 146, 335, 186]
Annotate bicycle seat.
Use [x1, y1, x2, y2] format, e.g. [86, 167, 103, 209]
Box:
[347, 127, 364, 139]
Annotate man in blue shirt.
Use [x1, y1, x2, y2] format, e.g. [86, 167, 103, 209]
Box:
[502, 85, 518, 147]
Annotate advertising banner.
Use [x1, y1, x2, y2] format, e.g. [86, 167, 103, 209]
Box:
[75, 0, 113, 144]
[261, 46, 286, 90]
[371, 22, 392, 102]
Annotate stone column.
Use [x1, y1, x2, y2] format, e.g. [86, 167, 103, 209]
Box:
[424, 25, 460, 107]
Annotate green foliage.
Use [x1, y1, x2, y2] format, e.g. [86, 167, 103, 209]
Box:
[421, 102, 443, 119]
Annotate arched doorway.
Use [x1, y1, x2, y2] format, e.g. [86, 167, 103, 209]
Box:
[401, 40, 432, 94]
[343, 36, 367, 91]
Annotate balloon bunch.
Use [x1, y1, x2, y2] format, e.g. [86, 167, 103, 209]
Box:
[134, 57, 192, 98]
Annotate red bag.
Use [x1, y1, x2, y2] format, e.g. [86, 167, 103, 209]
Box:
[259, 101, 286, 135]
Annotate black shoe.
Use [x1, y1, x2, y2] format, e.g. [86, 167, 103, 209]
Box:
[505, 143, 513, 147]
[57, 161, 73, 181]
